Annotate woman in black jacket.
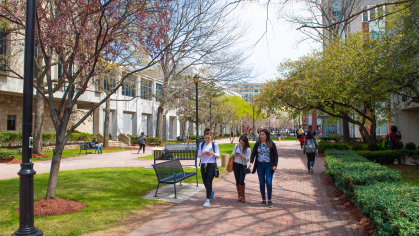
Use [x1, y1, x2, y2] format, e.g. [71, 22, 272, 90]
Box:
[249, 129, 279, 208]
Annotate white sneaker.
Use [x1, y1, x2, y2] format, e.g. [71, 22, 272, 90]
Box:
[310, 167, 313, 173]
[203, 200, 210, 207]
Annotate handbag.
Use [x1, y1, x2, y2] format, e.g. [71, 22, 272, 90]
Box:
[227, 145, 238, 172]
[214, 164, 219, 178]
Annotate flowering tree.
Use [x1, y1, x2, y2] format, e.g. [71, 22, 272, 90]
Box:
[0, 0, 172, 199]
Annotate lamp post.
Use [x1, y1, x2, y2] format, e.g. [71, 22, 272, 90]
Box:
[13, 0, 43, 235]
[193, 75, 200, 148]
[252, 106, 255, 139]
[208, 94, 213, 133]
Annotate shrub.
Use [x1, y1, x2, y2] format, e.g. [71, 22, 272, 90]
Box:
[68, 132, 95, 142]
[318, 142, 349, 153]
[355, 150, 398, 165]
[41, 132, 56, 143]
[0, 149, 18, 159]
[188, 135, 196, 140]
[146, 137, 162, 145]
[396, 149, 419, 165]
[351, 144, 364, 151]
[355, 183, 419, 236]
[324, 150, 401, 198]
[367, 142, 384, 151]
[405, 142, 417, 150]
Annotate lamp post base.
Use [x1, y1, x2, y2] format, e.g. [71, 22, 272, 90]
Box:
[12, 226, 43, 236]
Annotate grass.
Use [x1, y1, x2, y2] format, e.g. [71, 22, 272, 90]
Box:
[399, 168, 419, 186]
[283, 136, 297, 141]
[16, 148, 132, 162]
[0, 166, 224, 236]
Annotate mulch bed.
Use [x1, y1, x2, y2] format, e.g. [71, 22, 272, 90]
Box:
[33, 153, 51, 158]
[16, 198, 86, 217]
[0, 158, 21, 164]
[321, 172, 377, 235]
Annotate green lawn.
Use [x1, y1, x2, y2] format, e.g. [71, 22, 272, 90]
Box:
[16, 148, 132, 162]
[0, 167, 224, 236]
[283, 136, 297, 141]
[399, 168, 419, 186]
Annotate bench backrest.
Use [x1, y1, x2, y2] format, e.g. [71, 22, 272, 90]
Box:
[154, 149, 196, 162]
[153, 159, 184, 180]
[164, 144, 196, 151]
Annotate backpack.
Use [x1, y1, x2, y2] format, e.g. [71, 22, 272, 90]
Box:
[138, 135, 145, 144]
[200, 141, 215, 152]
[305, 139, 316, 153]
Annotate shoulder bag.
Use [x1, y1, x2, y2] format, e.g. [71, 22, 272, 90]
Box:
[227, 145, 236, 172]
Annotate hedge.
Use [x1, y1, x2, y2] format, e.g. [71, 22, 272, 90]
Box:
[355, 150, 398, 165]
[324, 150, 401, 198]
[0, 132, 95, 147]
[0, 148, 18, 159]
[355, 183, 419, 236]
[351, 144, 364, 151]
[318, 142, 349, 153]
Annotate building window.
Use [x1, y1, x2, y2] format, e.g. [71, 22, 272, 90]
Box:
[0, 31, 6, 72]
[156, 83, 162, 102]
[7, 115, 16, 131]
[140, 79, 152, 100]
[255, 89, 258, 93]
[122, 74, 136, 97]
[103, 75, 117, 92]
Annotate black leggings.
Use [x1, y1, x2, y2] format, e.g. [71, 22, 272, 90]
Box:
[306, 152, 316, 170]
[233, 162, 246, 186]
[138, 143, 146, 153]
[201, 163, 216, 199]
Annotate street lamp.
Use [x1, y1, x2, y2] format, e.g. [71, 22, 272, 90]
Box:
[208, 94, 213, 133]
[13, 0, 43, 235]
[193, 75, 200, 149]
[252, 106, 255, 139]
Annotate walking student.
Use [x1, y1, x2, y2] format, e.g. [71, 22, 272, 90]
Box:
[137, 132, 147, 154]
[249, 129, 278, 208]
[198, 127, 220, 207]
[297, 128, 305, 149]
[231, 135, 251, 203]
[303, 126, 318, 173]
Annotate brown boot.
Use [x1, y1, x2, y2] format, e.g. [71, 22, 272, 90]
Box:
[240, 184, 245, 203]
[236, 185, 241, 202]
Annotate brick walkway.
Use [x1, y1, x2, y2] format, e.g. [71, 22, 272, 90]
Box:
[127, 141, 361, 236]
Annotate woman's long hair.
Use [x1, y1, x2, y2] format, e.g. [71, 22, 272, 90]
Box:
[305, 131, 314, 139]
[259, 129, 272, 149]
[239, 135, 250, 154]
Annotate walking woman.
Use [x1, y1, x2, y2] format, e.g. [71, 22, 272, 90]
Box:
[249, 129, 278, 208]
[231, 135, 251, 203]
[297, 128, 305, 149]
[303, 126, 318, 173]
[198, 127, 220, 207]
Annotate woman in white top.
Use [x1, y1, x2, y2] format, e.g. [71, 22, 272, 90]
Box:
[197, 127, 220, 207]
[231, 135, 251, 203]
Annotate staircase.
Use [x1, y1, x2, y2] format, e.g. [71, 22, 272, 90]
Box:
[108, 140, 129, 147]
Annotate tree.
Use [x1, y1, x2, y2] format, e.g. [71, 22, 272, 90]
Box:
[0, 0, 173, 199]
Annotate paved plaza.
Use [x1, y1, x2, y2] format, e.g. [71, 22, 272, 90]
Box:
[0, 139, 362, 235]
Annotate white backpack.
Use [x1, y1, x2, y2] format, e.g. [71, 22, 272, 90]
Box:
[305, 139, 316, 153]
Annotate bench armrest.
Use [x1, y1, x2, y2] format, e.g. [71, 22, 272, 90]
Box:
[156, 172, 178, 182]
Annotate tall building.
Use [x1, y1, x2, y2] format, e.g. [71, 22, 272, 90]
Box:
[228, 82, 265, 102]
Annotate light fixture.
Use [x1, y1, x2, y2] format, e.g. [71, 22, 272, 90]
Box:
[193, 74, 200, 84]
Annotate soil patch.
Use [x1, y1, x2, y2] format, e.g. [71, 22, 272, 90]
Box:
[16, 198, 86, 217]
[85, 202, 175, 236]
[318, 152, 325, 157]
[32, 153, 51, 159]
[0, 157, 21, 164]
[320, 171, 377, 235]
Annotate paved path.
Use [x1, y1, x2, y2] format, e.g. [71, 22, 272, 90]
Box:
[0, 139, 237, 180]
[128, 141, 361, 236]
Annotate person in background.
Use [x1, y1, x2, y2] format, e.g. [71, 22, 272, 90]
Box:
[303, 126, 318, 173]
[91, 137, 103, 154]
[297, 128, 305, 149]
[249, 129, 279, 208]
[231, 135, 251, 203]
[198, 127, 220, 207]
[137, 132, 147, 154]
[230, 131, 234, 143]
[386, 126, 402, 150]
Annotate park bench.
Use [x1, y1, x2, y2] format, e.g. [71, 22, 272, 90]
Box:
[165, 143, 196, 151]
[78, 142, 97, 155]
[152, 146, 198, 198]
[152, 159, 197, 199]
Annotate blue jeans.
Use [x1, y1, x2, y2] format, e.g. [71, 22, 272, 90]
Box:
[96, 145, 102, 153]
[257, 162, 273, 200]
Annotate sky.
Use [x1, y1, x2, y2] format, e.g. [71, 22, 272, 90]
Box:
[233, 1, 320, 83]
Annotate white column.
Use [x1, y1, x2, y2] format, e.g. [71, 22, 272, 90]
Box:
[175, 116, 180, 138]
[133, 98, 142, 137]
[93, 106, 103, 135]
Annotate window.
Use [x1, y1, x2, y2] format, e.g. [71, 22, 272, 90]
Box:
[363, 5, 385, 22]
[103, 74, 117, 92]
[0, 31, 6, 72]
[140, 79, 152, 100]
[156, 83, 162, 102]
[255, 89, 258, 93]
[58, 64, 63, 79]
[122, 75, 136, 97]
[7, 115, 15, 131]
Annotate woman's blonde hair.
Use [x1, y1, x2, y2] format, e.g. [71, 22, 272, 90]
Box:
[298, 128, 304, 135]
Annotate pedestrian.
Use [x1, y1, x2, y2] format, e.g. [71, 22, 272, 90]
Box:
[231, 135, 251, 203]
[237, 131, 240, 139]
[230, 131, 234, 143]
[385, 126, 402, 150]
[198, 127, 220, 207]
[249, 129, 278, 208]
[137, 132, 147, 154]
[303, 126, 318, 173]
[297, 128, 305, 149]
[91, 137, 103, 154]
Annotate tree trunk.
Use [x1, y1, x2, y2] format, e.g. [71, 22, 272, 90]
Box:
[33, 77, 45, 154]
[103, 96, 111, 147]
[156, 102, 165, 139]
[45, 130, 66, 199]
[342, 118, 351, 143]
